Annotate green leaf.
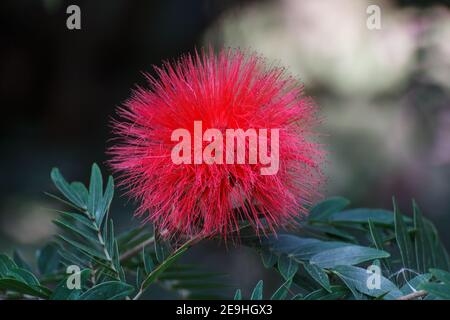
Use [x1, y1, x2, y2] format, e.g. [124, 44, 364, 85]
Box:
[79, 281, 134, 300]
[70, 182, 89, 207]
[57, 235, 105, 260]
[419, 283, 450, 299]
[136, 267, 143, 288]
[308, 197, 350, 221]
[372, 259, 381, 269]
[56, 244, 88, 269]
[154, 239, 170, 264]
[143, 247, 154, 274]
[434, 238, 450, 271]
[56, 211, 97, 231]
[7, 268, 40, 286]
[271, 277, 293, 300]
[413, 201, 434, 273]
[120, 233, 154, 257]
[13, 251, 32, 273]
[112, 240, 124, 281]
[250, 280, 263, 300]
[50, 269, 91, 300]
[264, 235, 348, 261]
[0, 254, 17, 276]
[303, 286, 349, 300]
[50, 168, 85, 209]
[265, 235, 322, 253]
[261, 250, 277, 269]
[368, 220, 391, 271]
[87, 163, 103, 222]
[430, 268, 450, 285]
[304, 263, 331, 292]
[333, 265, 403, 300]
[0, 279, 50, 299]
[97, 176, 114, 226]
[292, 269, 321, 292]
[368, 220, 385, 251]
[234, 289, 242, 300]
[53, 218, 99, 244]
[393, 198, 415, 271]
[306, 224, 356, 242]
[400, 273, 431, 295]
[277, 255, 298, 280]
[328, 209, 398, 226]
[106, 219, 115, 257]
[37, 244, 61, 275]
[310, 245, 389, 268]
[117, 225, 148, 248]
[141, 243, 189, 290]
[426, 221, 449, 270]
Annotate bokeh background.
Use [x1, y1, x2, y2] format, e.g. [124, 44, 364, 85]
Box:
[1, 0, 450, 298]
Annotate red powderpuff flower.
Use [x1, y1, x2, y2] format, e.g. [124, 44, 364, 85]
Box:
[109, 48, 324, 239]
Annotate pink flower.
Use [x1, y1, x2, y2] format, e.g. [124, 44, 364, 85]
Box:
[109, 48, 323, 239]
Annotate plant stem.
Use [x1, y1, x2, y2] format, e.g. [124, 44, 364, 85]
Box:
[132, 235, 203, 300]
[119, 236, 155, 262]
[87, 214, 120, 280]
[95, 224, 114, 266]
[396, 290, 427, 300]
[89, 263, 97, 285]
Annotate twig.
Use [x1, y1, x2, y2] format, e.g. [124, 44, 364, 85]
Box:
[119, 236, 155, 262]
[89, 216, 120, 279]
[396, 290, 428, 300]
[89, 263, 97, 285]
[132, 235, 204, 300]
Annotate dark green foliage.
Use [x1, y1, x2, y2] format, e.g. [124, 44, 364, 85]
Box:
[239, 197, 450, 300]
[1, 165, 449, 300]
[0, 164, 221, 300]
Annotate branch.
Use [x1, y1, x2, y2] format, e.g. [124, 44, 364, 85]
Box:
[396, 290, 427, 300]
[132, 235, 203, 300]
[119, 236, 155, 262]
[89, 216, 120, 280]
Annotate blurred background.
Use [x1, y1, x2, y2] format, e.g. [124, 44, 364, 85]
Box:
[1, 0, 449, 298]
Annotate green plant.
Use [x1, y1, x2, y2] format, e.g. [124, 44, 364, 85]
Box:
[0, 164, 223, 300]
[0, 165, 449, 300]
[236, 197, 450, 300]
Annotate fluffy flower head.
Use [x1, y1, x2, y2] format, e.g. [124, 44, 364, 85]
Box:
[110, 48, 323, 239]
